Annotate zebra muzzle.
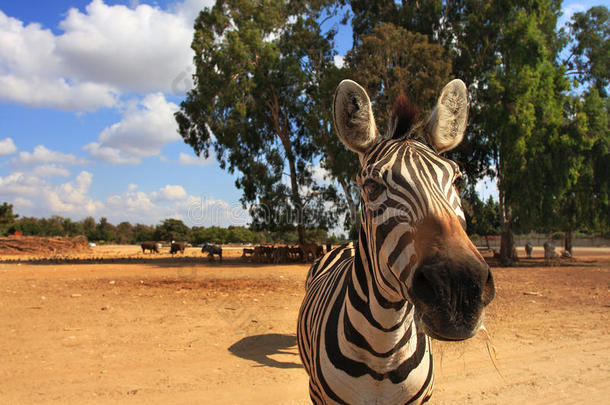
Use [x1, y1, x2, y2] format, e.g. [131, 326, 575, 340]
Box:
[408, 256, 495, 341]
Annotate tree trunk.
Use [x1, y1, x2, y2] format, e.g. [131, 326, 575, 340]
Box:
[339, 179, 358, 229]
[288, 156, 307, 245]
[564, 228, 573, 256]
[268, 89, 306, 245]
[498, 176, 516, 266]
[499, 219, 516, 265]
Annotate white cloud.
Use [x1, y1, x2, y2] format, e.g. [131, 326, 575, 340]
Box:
[172, 0, 212, 23]
[4, 168, 247, 227]
[559, 3, 588, 27]
[83, 142, 141, 164]
[32, 164, 71, 178]
[0, 0, 214, 111]
[186, 195, 250, 227]
[333, 54, 345, 68]
[14, 196, 33, 208]
[12, 145, 83, 166]
[311, 162, 332, 184]
[85, 93, 180, 163]
[0, 171, 46, 196]
[0, 10, 119, 111]
[152, 184, 188, 201]
[44, 171, 101, 214]
[56, 0, 201, 94]
[475, 176, 499, 202]
[0, 74, 119, 112]
[0, 137, 17, 156]
[177, 151, 215, 166]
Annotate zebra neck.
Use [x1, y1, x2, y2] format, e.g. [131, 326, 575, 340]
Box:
[347, 226, 414, 333]
[330, 236, 417, 367]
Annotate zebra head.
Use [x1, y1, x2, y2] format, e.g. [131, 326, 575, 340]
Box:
[333, 79, 495, 341]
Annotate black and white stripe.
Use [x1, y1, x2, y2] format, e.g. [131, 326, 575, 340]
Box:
[298, 139, 466, 404]
[297, 79, 494, 404]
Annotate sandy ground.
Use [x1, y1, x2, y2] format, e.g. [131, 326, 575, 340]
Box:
[0, 245, 608, 404]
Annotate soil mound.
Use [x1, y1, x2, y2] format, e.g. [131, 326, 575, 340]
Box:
[0, 235, 91, 256]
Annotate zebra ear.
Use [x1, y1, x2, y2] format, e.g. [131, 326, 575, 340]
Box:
[425, 79, 469, 153]
[333, 80, 379, 156]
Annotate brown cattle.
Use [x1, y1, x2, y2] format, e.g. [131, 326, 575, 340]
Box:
[141, 241, 160, 254]
[170, 241, 186, 255]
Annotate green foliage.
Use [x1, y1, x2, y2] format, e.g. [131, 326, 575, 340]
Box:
[345, 22, 451, 130]
[116, 222, 135, 244]
[565, 6, 609, 96]
[93, 217, 117, 243]
[134, 224, 155, 243]
[13, 217, 43, 236]
[555, 87, 609, 235]
[0, 202, 19, 235]
[478, 2, 566, 232]
[176, 0, 341, 242]
[82, 216, 96, 241]
[306, 228, 328, 242]
[3, 211, 336, 245]
[462, 187, 501, 236]
[154, 218, 191, 242]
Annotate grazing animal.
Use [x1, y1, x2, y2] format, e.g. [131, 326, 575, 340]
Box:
[273, 245, 289, 263]
[141, 241, 160, 254]
[297, 79, 495, 404]
[170, 241, 186, 255]
[543, 241, 558, 262]
[300, 242, 323, 263]
[202, 243, 222, 262]
[242, 248, 254, 260]
[525, 242, 533, 258]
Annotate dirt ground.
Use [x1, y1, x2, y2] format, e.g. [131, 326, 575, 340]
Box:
[0, 245, 608, 404]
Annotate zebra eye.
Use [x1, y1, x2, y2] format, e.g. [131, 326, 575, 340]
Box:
[363, 179, 385, 201]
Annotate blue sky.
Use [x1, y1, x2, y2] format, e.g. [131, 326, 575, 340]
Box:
[0, 0, 605, 228]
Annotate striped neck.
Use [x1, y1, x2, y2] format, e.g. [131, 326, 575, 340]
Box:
[338, 225, 417, 356]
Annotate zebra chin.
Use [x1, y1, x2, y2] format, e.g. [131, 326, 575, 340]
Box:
[416, 310, 485, 341]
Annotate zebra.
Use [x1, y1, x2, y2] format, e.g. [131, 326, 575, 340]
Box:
[297, 79, 495, 404]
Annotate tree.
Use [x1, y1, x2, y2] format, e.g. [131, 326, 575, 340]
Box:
[134, 223, 155, 242]
[116, 221, 135, 244]
[175, 0, 339, 244]
[564, 6, 609, 96]
[0, 202, 18, 235]
[480, 1, 568, 263]
[60, 218, 83, 237]
[344, 1, 500, 185]
[95, 217, 117, 242]
[82, 216, 96, 241]
[311, 22, 452, 233]
[462, 186, 501, 238]
[14, 217, 42, 236]
[345, 23, 452, 130]
[556, 88, 609, 253]
[155, 218, 191, 242]
[347, 0, 442, 43]
[40, 216, 66, 237]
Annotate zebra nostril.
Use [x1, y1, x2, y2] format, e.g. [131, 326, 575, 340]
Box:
[412, 269, 438, 307]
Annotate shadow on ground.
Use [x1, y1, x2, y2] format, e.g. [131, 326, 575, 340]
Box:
[229, 333, 302, 369]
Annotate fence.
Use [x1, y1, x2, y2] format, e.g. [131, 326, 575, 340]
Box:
[472, 235, 609, 249]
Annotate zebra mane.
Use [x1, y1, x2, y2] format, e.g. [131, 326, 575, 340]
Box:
[388, 94, 420, 140]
